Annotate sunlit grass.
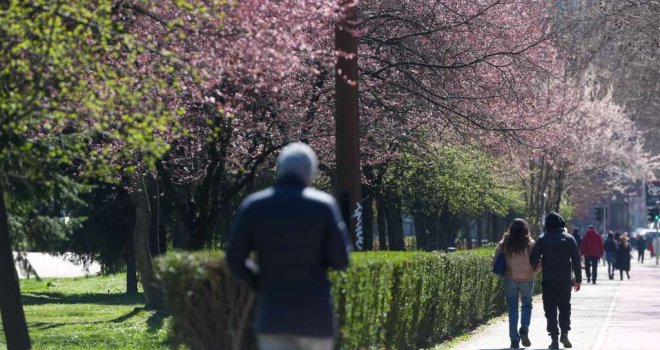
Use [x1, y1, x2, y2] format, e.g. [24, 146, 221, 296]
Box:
[0, 274, 170, 350]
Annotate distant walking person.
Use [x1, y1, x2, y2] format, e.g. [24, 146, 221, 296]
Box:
[615, 235, 632, 280]
[603, 232, 617, 280]
[636, 234, 647, 263]
[571, 229, 582, 251]
[226, 143, 352, 350]
[580, 225, 604, 284]
[496, 218, 538, 349]
[653, 236, 660, 265]
[530, 212, 581, 349]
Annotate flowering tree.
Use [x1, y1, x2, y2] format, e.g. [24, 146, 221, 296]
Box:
[112, 0, 341, 250]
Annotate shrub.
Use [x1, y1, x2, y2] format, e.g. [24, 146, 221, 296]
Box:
[156, 250, 512, 350]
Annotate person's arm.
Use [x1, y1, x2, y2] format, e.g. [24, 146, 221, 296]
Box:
[225, 202, 258, 290]
[325, 200, 352, 270]
[569, 236, 582, 286]
[529, 236, 542, 270]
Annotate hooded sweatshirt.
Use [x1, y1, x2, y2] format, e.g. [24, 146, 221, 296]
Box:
[530, 211, 582, 283]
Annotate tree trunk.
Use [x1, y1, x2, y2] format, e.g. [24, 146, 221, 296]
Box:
[385, 198, 404, 251]
[491, 213, 500, 242]
[173, 217, 189, 249]
[362, 192, 374, 251]
[413, 210, 427, 251]
[476, 217, 484, 248]
[426, 214, 438, 250]
[130, 177, 160, 308]
[125, 232, 138, 295]
[0, 186, 31, 350]
[375, 195, 387, 250]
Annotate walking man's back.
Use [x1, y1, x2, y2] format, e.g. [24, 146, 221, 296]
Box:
[226, 143, 352, 350]
[530, 211, 581, 349]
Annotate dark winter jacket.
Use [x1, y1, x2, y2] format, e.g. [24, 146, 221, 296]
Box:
[226, 176, 352, 337]
[572, 233, 582, 252]
[614, 243, 632, 271]
[530, 228, 582, 283]
[604, 237, 617, 253]
[636, 236, 647, 251]
[580, 228, 605, 257]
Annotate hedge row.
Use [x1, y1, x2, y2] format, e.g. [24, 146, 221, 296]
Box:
[155, 250, 511, 350]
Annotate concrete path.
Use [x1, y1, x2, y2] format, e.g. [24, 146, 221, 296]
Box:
[14, 252, 101, 279]
[449, 253, 660, 350]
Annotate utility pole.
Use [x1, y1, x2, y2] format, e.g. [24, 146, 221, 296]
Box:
[335, 0, 362, 248]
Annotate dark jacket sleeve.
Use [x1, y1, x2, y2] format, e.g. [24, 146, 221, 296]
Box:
[325, 200, 352, 270]
[530, 236, 542, 270]
[569, 235, 582, 283]
[225, 202, 258, 290]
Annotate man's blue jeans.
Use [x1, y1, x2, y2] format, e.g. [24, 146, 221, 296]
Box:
[504, 279, 535, 342]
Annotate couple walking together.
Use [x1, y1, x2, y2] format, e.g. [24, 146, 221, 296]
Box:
[496, 212, 581, 349]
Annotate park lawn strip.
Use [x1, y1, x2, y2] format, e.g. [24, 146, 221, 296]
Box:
[0, 274, 170, 350]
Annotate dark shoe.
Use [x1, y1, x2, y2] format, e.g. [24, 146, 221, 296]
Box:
[510, 340, 520, 349]
[560, 334, 573, 348]
[520, 332, 531, 347]
[587, 278, 590, 283]
[549, 339, 559, 349]
[592, 280, 596, 284]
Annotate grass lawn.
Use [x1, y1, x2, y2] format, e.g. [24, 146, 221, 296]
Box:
[0, 274, 170, 350]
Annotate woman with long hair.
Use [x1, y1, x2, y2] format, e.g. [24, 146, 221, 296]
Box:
[497, 218, 538, 349]
[615, 235, 632, 280]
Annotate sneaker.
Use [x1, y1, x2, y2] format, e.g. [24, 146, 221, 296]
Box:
[510, 340, 520, 349]
[520, 332, 531, 347]
[560, 334, 573, 348]
[549, 339, 559, 349]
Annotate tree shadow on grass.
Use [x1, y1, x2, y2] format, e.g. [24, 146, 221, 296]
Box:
[28, 306, 162, 332]
[22, 291, 144, 306]
[147, 310, 166, 333]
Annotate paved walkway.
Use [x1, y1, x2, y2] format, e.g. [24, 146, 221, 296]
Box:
[449, 253, 660, 350]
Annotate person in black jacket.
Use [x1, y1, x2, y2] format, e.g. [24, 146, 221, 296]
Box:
[636, 234, 647, 263]
[604, 232, 617, 280]
[615, 235, 632, 280]
[226, 143, 352, 350]
[530, 212, 581, 349]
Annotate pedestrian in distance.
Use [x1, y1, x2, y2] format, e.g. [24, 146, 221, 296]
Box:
[530, 211, 582, 349]
[226, 142, 352, 350]
[571, 228, 582, 250]
[653, 236, 660, 265]
[603, 232, 617, 280]
[496, 218, 539, 349]
[580, 225, 604, 284]
[636, 234, 647, 263]
[614, 235, 632, 280]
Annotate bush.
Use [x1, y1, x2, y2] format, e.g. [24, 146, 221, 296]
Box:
[155, 250, 510, 350]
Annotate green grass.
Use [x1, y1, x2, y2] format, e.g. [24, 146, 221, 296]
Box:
[0, 274, 170, 350]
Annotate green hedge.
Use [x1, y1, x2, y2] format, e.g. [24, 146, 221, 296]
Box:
[155, 250, 510, 350]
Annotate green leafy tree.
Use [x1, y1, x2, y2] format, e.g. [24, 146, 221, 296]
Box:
[0, 1, 171, 347]
[383, 145, 523, 250]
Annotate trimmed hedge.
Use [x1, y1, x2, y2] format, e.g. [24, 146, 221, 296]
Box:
[156, 250, 512, 350]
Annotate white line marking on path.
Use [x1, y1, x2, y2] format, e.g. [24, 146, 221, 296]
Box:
[591, 285, 621, 350]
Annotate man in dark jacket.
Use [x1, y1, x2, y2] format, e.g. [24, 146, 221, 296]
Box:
[226, 142, 352, 350]
[530, 211, 581, 349]
[636, 234, 647, 263]
[579, 225, 604, 284]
